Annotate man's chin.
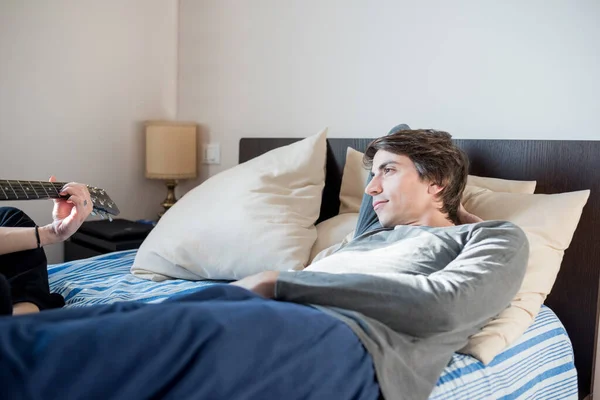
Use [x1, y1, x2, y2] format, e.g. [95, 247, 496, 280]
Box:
[378, 217, 394, 228]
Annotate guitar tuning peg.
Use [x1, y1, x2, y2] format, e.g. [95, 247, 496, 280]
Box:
[99, 211, 106, 220]
[107, 215, 113, 222]
[91, 210, 97, 216]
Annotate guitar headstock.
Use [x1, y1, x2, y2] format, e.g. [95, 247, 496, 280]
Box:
[87, 186, 120, 219]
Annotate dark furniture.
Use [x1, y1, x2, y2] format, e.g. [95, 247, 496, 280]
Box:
[64, 219, 153, 262]
[239, 137, 600, 400]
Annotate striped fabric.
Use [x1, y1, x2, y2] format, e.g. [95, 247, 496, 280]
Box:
[48, 250, 578, 400]
[48, 250, 223, 306]
[430, 307, 578, 399]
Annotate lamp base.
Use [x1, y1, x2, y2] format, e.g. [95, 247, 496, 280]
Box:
[158, 179, 178, 219]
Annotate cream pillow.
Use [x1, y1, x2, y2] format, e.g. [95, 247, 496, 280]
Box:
[311, 230, 356, 265]
[338, 147, 537, 214]
[339, 148, 370, 214]
[460, 186, 590, 363]
[309, 213, 359, 263]
[467, 175, 536, 194]
[131, 129, 328, 281]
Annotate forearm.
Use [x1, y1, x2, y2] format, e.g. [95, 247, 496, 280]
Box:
[276, 271, 453, 337]
[0, 225, 60, 255]
[276, 269, 522, 338]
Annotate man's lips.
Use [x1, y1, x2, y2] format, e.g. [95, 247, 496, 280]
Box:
[373, 200, 387, 210]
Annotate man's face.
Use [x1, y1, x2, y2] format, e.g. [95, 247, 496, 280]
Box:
[365, 150, 441, 228]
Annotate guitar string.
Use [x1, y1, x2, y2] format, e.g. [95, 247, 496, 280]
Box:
[4, 181, 25, 198]
[16, 181, 29, 199]
[38, 180, 50, 197]
[1, 181, 115, 215]
[1, 180, 67, 199]
[27, 181, 40, 199]
[7, 181, 18, 198]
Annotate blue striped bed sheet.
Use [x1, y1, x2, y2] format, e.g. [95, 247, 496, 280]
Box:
[48, 250, 222, 306]
[429, 307, 578, 399]
[48, 250, 578, 400]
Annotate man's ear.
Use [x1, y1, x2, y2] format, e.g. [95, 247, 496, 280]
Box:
[428, 183, 444, 196]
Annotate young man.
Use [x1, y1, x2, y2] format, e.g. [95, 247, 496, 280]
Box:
[1, 130, 527, 400]
[234, 129, 528, 399]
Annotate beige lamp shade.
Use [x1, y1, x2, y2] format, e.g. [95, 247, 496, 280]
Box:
[145, 121, 198, 180]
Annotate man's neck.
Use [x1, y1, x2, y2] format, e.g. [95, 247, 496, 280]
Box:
[407, 211, 455, 228]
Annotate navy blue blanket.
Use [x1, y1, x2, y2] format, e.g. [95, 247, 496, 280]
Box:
[0, 284, 380, 400]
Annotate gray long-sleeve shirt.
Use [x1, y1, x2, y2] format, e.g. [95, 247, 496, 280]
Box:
[275, 220, 528, 400]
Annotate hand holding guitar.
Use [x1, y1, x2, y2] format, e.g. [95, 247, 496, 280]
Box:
[43, 176, 93, 245]
[0, 177, 119, 256]
[0, 178, 119, 315]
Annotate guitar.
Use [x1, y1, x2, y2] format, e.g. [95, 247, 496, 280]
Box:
[0, 179, 120, 220]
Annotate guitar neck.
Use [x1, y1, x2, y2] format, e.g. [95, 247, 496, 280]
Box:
[0, 180, 69, 201]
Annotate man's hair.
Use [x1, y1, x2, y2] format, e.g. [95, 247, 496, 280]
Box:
[363, 129, 469, 224]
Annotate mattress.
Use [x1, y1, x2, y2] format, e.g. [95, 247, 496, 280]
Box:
[48, 250, 578, 400]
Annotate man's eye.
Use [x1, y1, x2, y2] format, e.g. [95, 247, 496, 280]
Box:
[383, 168, 393, 174]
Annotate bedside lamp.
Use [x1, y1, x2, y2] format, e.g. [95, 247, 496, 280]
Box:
[145, 121, 197, 218]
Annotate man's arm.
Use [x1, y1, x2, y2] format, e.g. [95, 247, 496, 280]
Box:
[273, 222, 528, 338]
[0, 180, 92, 256]
[0, 226, 51, 256]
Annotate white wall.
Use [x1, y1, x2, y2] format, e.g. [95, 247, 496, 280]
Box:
[0, 0, 178, 263]
[2, 1, 599, 262]
[178, 0, 600, 180]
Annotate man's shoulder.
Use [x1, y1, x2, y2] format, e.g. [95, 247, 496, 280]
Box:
[466, 220, 524, 234]
[392, 220, 523, 235]
[462, 220, 528, 249]
[409, 220, 527, 249]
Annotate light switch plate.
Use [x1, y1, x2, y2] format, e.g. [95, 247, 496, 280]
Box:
[202, 143, 220, 164]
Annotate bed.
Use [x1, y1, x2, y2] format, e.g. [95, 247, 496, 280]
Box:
[48, 137, 600, 399]
[48, 249, 576, 399]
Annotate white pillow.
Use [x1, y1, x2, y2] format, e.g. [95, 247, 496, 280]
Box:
[338, 147, 538, 214]
[309, 213, 359, 263]
[132, 129, 328, 281]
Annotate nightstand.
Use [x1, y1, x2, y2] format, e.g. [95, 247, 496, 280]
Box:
[64, 219, 154, 262]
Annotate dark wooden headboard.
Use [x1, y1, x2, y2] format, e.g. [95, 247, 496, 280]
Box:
[240, 137, 600, 399]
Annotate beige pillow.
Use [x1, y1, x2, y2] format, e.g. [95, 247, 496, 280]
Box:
[338, 147, 537, 214]
[339, 148, 370, 214]
[460, 186, 590, 363]
[131, 129, 328, 281]
[311, 230, 356, 265]
[309, 213, 359, 263]
[467, 175, 536, 194]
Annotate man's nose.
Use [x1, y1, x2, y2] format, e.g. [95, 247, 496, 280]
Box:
[365, 176, 382, 195]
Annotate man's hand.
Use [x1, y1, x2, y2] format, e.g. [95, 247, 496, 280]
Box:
[231, 271, 280, 298]
[39, 176, 93, 246]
